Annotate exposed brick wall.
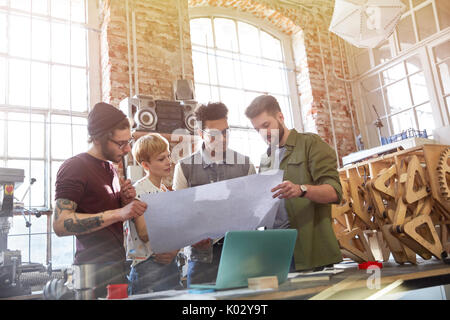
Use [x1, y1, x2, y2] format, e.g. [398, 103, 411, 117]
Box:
[100, 0, 194, 107]
[100, 0, 359, 163]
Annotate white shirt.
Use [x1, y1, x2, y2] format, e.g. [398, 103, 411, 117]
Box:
[123, 176, 167, 267]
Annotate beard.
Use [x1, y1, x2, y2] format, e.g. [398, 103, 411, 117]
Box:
[267, 120, 285, 146]
[100, 140, 122, 163]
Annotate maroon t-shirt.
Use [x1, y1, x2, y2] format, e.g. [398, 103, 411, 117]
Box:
[55, 152, 125, 264]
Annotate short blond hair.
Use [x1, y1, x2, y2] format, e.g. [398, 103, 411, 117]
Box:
[132, 133, 170, 166]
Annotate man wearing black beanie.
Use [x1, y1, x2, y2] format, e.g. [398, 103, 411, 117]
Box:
[53, 102, 147, 299]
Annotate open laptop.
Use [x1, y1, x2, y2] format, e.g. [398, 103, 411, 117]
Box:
[189, 229, 297, 290]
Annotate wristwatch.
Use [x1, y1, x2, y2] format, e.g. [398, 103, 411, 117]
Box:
[299, 184, 308, 197]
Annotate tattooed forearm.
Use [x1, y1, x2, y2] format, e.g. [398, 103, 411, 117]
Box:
[54, 198, 78, 222]
[64, 215, 104, 234]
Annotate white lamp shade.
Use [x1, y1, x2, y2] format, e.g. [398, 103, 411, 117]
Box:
[329, 0, 406, 48]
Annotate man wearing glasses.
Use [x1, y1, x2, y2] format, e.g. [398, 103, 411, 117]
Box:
[53, 102, 147, 298]
[172, 102, 256, 287]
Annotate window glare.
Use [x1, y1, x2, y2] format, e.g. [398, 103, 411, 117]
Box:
[191, 17, 293, 166]
[2, 0, 90, 268]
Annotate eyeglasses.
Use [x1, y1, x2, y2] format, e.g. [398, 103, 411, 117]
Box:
[201, 128, 230, 137]
[109, 138, 134, 150]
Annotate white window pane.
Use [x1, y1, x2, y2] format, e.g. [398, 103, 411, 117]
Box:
[192, 46, 218, 85]
[72, 124, 88, 155]
[0, 57, 5, 104]
[437, 61, 450, 95]
[397, 15, 415, 51]
[30, 217, 48, 239]
[219, 87, 244, 127]
[9, 14, 31, 58]
[238, 22, 260, 57]
[9, 216, 30, 235]
[32, 18, 51, 61]
[193, 83, 219, 104]
[71, 25, 87, 66]
[7, 236, 29, 262]
[71, 0, 86, 23]
[51, 0, 70, 19]
[9, 59, 30, 106]
[260, 31, 282, 61]
[0, 13, 6, 53]
[446, 96, 450, 118]
[405, 55, 422, 74]
[273, 94, 293, 128]
[262, 60, 287, 95]
[433, 41, 450, 63]
[71, 67, 88, 112]
[51, 234, 74, 268]
[190, 18, 213, 47]
[11, 0, 31, 11]
[29, 161, 45, 207]
[385, 79, 412, 114]
[30, 234, 46, 264]
[373, 39, 392, 65]
[415, 103, 435, 137]
[409, 72, 429, 105]
[214, 18, 238, 52]
[390, 110, 417, 134]
[365, 89, 386, 123]
[241, 56, 264, 92]
[229, 128, 266, 167]
[7, 160, 45, 207]
[52, 22, 70, 64]
[31, 62, 49, 109]
[51, 161, 64, 203]
[415, 4, 437, 41]
[0, 114, 4, 157]
[52, 65, 71, 110]
[436, 0, 450, 30]
[381, 62, 406, 85]
[33, 0, 49, 15]
[216, 51, 239, 88]
[30, 115, 45, 158]
[51, 115, 72, 159]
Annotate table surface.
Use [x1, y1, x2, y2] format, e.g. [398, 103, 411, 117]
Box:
[4, 258, 450, 300]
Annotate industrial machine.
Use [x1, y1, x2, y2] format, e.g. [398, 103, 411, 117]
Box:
[0, 168, 62, 298]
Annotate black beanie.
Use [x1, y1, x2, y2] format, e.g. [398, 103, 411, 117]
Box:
[88, 102, 127, 137]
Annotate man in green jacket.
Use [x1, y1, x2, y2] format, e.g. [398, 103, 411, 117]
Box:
[245, 95, 343, 271]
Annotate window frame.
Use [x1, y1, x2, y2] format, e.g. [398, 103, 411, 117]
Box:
[345, 0, 449, 148]
[0, 0, 101, 268]
[189, 6, 303, 133]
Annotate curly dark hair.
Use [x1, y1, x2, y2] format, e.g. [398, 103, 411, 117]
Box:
[194, 102, 228, 129]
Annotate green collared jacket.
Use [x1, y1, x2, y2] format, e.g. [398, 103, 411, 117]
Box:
[259, 129, 343, 271]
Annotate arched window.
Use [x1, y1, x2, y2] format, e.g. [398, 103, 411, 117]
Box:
[190, 16, 298, 166]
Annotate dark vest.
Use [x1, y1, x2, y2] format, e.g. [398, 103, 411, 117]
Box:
[180, 149, 251, 187]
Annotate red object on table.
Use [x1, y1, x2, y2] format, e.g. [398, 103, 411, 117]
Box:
[358, 261, 383, 269]
[106, 284, 128, 299]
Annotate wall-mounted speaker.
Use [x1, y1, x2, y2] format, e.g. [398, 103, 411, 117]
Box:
[120, 95, 198, 134]
[181, 100, 197, 134]
[119, 95, 156, 131]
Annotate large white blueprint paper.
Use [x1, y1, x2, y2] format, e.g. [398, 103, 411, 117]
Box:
[140, 169, 283, 253]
